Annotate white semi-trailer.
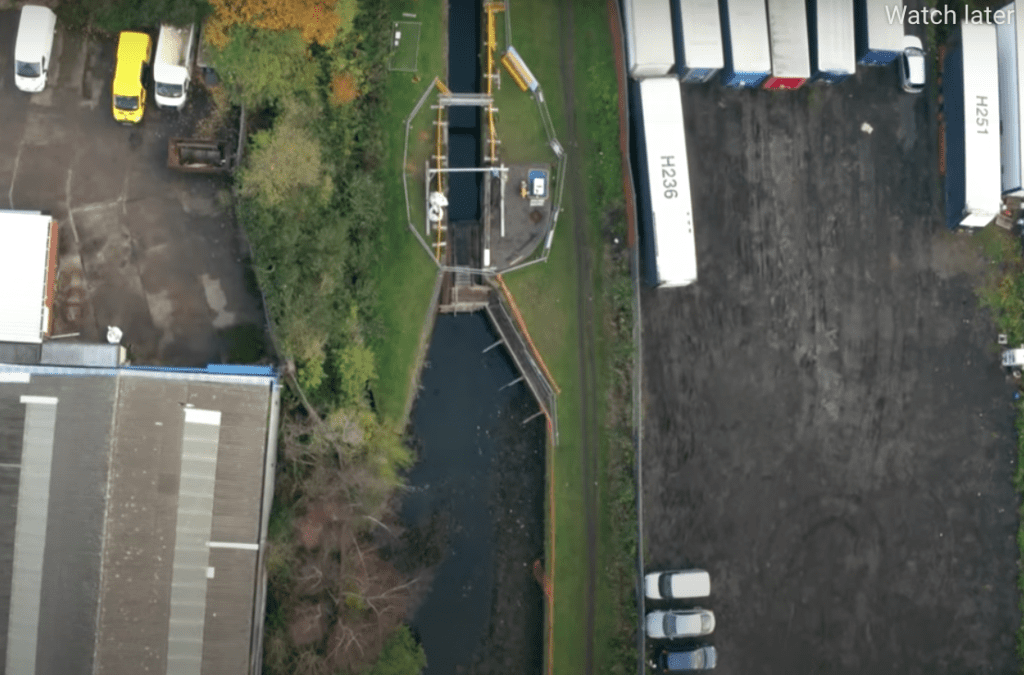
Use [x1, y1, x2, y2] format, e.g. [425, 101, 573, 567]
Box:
[809, 0, 857, 82]
[623, 0, 676, 78]
[855, 0, 904, 66]
[944, 22, 1002, 229]
[634, 78, 697, 287]
[998, 0, 1024, 195]
[673, 0, 724, 84]
[720, 0, 771, 87]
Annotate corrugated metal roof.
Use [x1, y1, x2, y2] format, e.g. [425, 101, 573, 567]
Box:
[766, 0, 811, 78]
[0, 366, 274, 675]
[5, 396, 57, 675]
[0, 212, 52, 344]
[815, 0, 857, 74]
[679, 0, 725, 70]
[722, 0, 772, 73]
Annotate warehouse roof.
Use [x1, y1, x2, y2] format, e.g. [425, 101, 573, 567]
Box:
[0, 212, 55, 344]
[0, 364, 279, 675]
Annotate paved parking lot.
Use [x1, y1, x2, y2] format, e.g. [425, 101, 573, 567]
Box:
[0, 11, 262, 365]
[641, 64, 1018, 673]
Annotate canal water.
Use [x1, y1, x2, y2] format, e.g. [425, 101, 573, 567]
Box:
[403, 315, 545, 674]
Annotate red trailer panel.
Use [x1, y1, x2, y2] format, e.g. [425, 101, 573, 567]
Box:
[763, 76, 807, 90]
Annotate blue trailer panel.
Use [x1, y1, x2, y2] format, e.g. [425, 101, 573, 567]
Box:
[855, 0, 903, 65]
[719, 0, 771, 87]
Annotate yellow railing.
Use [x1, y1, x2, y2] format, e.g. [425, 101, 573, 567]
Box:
[502, 53, 528, 92]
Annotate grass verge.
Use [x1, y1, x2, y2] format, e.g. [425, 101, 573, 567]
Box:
[373, 0, 446, 425]
[502, 0, 636, 672]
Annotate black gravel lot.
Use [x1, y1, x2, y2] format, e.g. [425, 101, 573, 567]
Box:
[641, 64, 1020, 674]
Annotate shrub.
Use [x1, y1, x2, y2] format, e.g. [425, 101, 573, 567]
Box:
[208, 26, 318, 108]
[366, 625, 427, 675]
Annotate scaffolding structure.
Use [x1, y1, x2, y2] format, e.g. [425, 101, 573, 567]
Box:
[485, 2, 505, 164]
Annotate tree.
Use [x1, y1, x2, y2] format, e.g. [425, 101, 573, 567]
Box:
[238, 102, 333, 207]
[366, 625, 426, 675]
[333, 307, 376, 405]
[206, 0, 355, 47]
[208, 26, 318, 108]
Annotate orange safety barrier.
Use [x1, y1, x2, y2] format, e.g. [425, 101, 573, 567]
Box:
[495, 274, 561, 394]
[546, 414, 556, 675]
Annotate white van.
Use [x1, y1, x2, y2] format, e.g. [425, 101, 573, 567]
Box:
[14, 5, 57, 93]
[153, 23, 196, 109]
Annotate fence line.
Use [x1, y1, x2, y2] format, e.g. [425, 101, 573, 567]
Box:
[495, 274, 561, 395]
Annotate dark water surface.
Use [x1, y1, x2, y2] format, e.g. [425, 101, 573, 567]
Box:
[404, 314, 545, 675]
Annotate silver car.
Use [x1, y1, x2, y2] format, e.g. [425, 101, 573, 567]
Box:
[646, 609, 715, 639]
[899, 35, 926, 93]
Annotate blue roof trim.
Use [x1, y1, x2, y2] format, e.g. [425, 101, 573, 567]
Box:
[0, 363, 277, 384]
[205, 364, 277, 377]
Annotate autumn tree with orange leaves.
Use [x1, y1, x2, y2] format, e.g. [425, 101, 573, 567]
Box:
[205, 0, 356, 47]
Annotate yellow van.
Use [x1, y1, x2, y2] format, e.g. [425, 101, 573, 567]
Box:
[112, 31, 152, 124]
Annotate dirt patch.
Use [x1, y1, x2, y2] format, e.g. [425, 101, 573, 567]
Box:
[289, 603, 327, 647]
[931, 229, 988, 280]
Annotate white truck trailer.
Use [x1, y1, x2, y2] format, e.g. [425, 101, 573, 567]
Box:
[944, 22, 1002, 229]
[809, 0, 857, 82]
[673, 0, 724, 84]
[634, 78, 697, 287]
[154, 23, 196, 110]
[763, 0, 812, 89]
[623, 0, 676, 78]
[998, 0, 1024, 195]
[855, 0, 904, 65]
[720, 0, 771, 87]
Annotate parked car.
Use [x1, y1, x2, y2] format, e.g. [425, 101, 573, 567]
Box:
[658, 646, 718, 672]
[898, 34, 925, 93]
[644, 569, 711, 600]
[646, 609, 715, 639]
[112, 31, 152, 124]
[13, 5, 57, 93]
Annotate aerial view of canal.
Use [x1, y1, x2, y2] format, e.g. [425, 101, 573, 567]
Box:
[399, 0, 547, 671]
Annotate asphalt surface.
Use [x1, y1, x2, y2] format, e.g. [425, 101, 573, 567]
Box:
[640, 66, 1020, 673]
[0, 12, 262, 365]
